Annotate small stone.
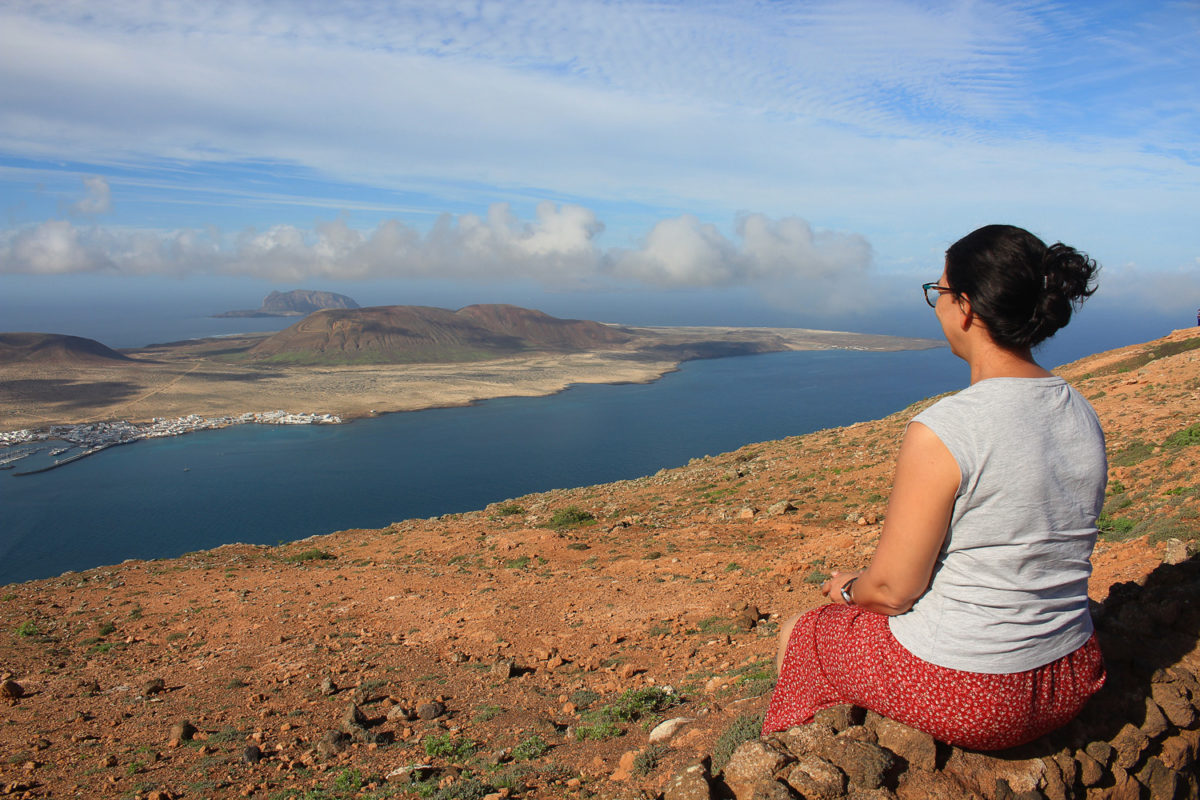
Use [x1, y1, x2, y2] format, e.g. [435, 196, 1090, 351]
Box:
[1084, 740, 1114, 768]
[746, 779, 793, 799]
[873, 718, 936, 771]
[1163, 538, 1188, 565]
[491, 659, 515, 680]
[650, 717, 694, 743]
[813, 705, 865, 733]
[775, 720, 836, 756]
[1136, 756, 1179, 800]
[1140, 697, 1170, 739]
[319, 676, 337, 696]
[168, 720, 197, 746]
[664, 762, 713, 800]
[317, 730, 350, 758]
[341, 703, 367, 729]
[417, 701, 446, 720]
[1159, 734, 1194, 771]
[1111, 723, 1149, 771]
[737, 507, 757, 520]
[0, 679, 25, 699]
[767, 500, 796, 516]
[101, 754, 118, 768]
[784, 755, 846, 800]
[1151, 681, 1197, 728]
[242, 745, 262, 764]
[1075, 750, 1104, 787]
[817, 739, 895, 790]
[142, 677, 166, 696]
[721, 740, 791, 799]
[387, 705, 415, 723]
[610, 750, 638, 782]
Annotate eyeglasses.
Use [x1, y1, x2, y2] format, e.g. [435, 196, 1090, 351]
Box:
[922, 282, 954, 308]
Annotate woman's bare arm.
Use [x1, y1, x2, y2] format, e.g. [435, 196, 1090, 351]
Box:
[822, 421, 959, 615]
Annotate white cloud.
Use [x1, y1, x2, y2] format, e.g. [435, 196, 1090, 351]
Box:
[0, 206, 879, 310]
[69, 175, 112, 216]
[4, 220, 103, 274]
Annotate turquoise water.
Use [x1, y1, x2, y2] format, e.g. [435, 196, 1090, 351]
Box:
[0, 348, 962, 585]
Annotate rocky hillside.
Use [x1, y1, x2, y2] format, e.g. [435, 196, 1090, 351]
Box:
[0, 328, 1197, 800]
[0, 332, 136, 366]
[246, 304, 634, 365]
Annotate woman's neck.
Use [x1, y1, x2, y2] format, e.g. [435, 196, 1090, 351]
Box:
[965, 339, 1053, 384]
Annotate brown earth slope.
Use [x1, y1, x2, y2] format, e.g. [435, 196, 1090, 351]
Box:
[245, 305, 635, 365]
[0, 328, 1197, 799]
[0, 333, 137, 366]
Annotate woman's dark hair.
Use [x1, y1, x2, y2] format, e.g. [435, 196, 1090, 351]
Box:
[945, 224, 1099, 350]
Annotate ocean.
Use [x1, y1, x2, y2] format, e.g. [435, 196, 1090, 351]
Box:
[0, 347, 966, 585]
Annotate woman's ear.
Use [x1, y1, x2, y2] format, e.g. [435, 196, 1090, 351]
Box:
[956, 295, 975, 331]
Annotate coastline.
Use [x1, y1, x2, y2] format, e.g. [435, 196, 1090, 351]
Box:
[0, 326, 941, 435]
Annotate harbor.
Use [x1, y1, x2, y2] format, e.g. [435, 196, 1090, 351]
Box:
[0, 410, 342, 476]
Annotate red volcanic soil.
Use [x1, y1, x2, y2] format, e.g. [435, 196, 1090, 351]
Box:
[0, 329, 1196, 799]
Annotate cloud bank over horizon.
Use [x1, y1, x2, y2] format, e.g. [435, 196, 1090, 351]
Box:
[0, 204, 881, 311]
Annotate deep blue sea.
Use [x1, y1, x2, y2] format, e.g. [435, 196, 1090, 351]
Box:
[0, 347, 966, 585]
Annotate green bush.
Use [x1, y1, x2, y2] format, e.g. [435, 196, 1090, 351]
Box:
[282, 548, 336, 563]
[547, 506, 595, 530]
[598, 687, 678, 722]
[15, 620, 39, 638]
[332, 768, 363, 793]
[569, 689, 601, 710]
[1110, 441, 1154, 467]
[574, 720, 622, 741]
[633, 743, 669, 775]
[493, 503, 524, 517]
[1098, 513, 1138, 540]
[510, 734, 550, 761]
[711, 711, 766, 774]
[424, 734, 476, 761]
[1165, 424, 1200, 449]
[474, 703, 503, 722]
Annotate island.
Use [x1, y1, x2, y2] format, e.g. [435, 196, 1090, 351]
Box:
[0, 305, 941, 437]
[212, 288, 360, 318]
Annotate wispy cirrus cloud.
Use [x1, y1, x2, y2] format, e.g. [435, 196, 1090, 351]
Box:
[0, 0, 1196, 303]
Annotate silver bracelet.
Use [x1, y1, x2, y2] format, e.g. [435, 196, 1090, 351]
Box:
[840, 577, 858, 605]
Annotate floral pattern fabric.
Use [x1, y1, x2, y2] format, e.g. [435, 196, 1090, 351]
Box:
[763, 604, 1105, 750]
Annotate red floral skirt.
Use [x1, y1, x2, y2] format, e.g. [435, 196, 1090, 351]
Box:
[763, 605, 1105, 750]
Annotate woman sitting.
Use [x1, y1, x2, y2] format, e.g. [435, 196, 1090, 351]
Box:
[764, 224, 1106, 750]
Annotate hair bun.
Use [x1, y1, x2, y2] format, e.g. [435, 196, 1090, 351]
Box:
[1034, 244, 1098, 337]
[945, 225, 1099, 350]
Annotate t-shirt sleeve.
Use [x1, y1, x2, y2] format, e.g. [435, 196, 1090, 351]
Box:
[911, 396, 972, 494]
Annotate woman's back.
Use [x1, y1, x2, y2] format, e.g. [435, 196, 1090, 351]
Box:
[889, 376, 1107, 673]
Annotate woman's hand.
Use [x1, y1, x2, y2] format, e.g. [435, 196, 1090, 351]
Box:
[821, 570, 864, 604]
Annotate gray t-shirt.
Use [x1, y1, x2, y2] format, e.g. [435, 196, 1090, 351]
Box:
[888, 377, 1107, 673]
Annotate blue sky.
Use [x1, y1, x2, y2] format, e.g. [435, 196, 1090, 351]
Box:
[1, 0, 1197, 337]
